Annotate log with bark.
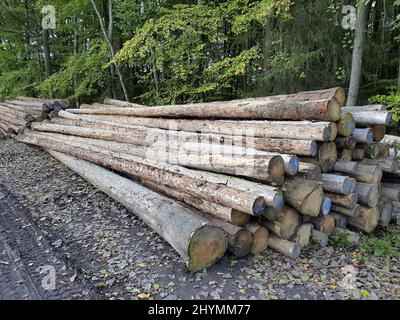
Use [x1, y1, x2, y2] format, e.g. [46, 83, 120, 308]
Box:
[59, 111, 337, 141]
[291, 223, 313, 248]
[268, 235, 301, 259]
[361, 158, 399, 173]
[47, 150, 227, 271]
[299, 142, 337, 173]
[325, 192, 358, 209]
[331, 204, 361, 217]
[346, 206, 380, 233]
[280, 177, 324, 217]
[353, 182, 380, 207]
[348, 111, 392, 126]
[261, 207, 301, 240]
[333, 160, 382, 184]
[17, 131, 267, 216]
[305, 216, 335, 236]
[319, 173, 353, 195]
[67, 94, 342, 121]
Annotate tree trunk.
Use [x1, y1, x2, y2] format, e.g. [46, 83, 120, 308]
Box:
[306, 216, 335, 236]
[42, 29, 52, 76]
[349, 111, 392, 126]
[59, 111, 335, 141]
[291, 223, 313, 249]
[361, 158, 399, 173]
[90, 0, 129, 101]
[138, 180, 250, 226]
[17, 131, 266, 215]
[66, 98, 341, 121]
[48, 150, 227, 271]
[311, 229, 329, 247]
[347, 0, 369, 106]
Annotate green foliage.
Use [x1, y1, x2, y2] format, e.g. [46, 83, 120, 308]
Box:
[369, 90, 400, 120]
[332, 233, 355, 248]
[361, 227, 400, 258]
[36, 41, 109, 103]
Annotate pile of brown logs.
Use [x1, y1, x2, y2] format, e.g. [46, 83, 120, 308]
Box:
[1, 88, 399, 271]
[0, 97, 69, 137]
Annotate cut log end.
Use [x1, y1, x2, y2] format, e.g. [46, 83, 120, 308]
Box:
[228, 229, 254, 258]
[250, 227, 269, 255]
[338, 113, 355, 137]
[372, 125, 386, 142]
[188, 225, 227, 272]
[231, 210, 251, 227]
[318, 142, 338, 172]
[253, 197, 267, 216]
[322, 197, 332, 216]
[328, 98, 342, 122]
[334, 88, 347, 107]
[268, 156, 286, 183]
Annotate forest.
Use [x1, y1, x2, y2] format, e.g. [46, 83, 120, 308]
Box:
[0, 0, 399, 109]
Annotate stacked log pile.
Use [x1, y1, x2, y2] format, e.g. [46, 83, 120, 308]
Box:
[2, 88, 399, 271]
[0, 96, 69, 137]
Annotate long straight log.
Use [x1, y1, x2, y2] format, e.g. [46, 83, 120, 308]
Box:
[337, 112, 355, 137]
[15, 96, 70, 108]
[280, 177, 324, 217]
[46, 119, 318, 157]
[342, 105, 386, 112]
[325, 192, 358, 209]
[47, 150, 227, 272]
[268, 235, 301, 259]
[31, 122, 286, 183]
[354, 182, 380, 208]
[60, 112, 336, 141]
[0, 120, 18, 134]
[28, 130, 284, 209]
[103, 98, 144, 108]
[17, 132, 266, 215]
[334, 160, 382, 184]
[261, 207, 301, 240]
[142, 180, 250, 226]
[347, 206, 380, 233]
[66, 97, 341, 121]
